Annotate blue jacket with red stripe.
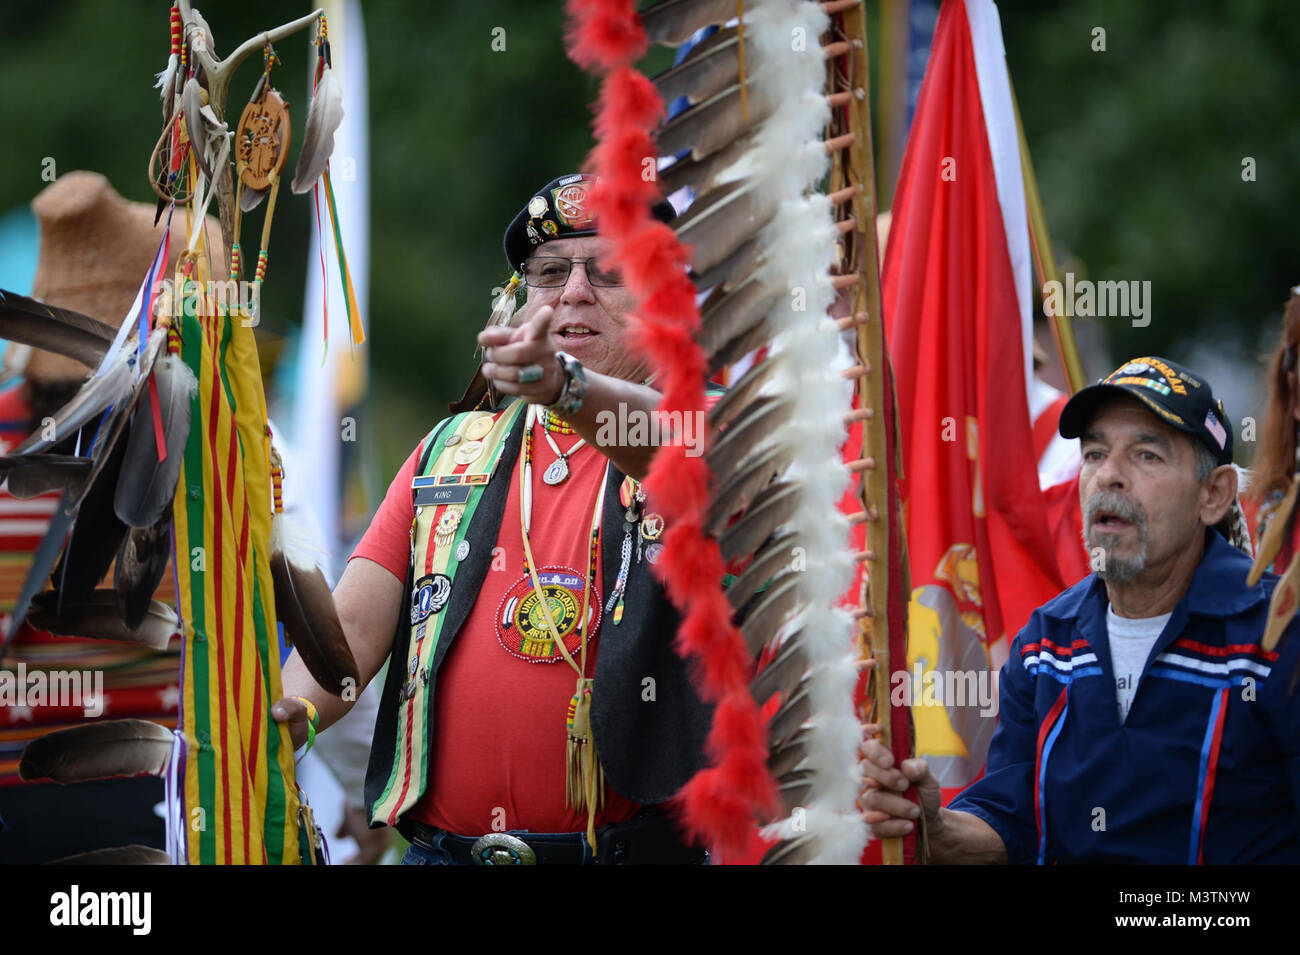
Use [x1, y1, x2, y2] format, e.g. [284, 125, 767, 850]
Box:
[949, 529, 1300, 864]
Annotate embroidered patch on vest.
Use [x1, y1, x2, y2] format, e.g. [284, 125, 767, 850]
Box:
[496, 565, 601, 663]
[411, 573, 452, 624]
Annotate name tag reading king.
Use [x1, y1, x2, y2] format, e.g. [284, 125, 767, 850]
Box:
[413, 481, 474, 507]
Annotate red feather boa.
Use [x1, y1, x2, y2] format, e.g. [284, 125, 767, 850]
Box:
[564, 0, 780, 858]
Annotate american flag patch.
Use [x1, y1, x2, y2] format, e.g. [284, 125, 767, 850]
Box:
[1204, 409, 1227, 449]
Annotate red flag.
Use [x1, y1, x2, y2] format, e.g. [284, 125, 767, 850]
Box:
[881, 0, 1067, 803]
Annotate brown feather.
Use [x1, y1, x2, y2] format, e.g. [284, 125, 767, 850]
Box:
[642, 0, 746, 46]
[692, 234, 764, 294]
[738, 571, 802, 657]
[30, 588, 177, 651]
[48, 845, 171, 865]
[270, 533, 359, 696]
[708, 352, 781, 431]
[767, 725, 812, 779]
[0, 288, 116, 367]
[727, 528, 800, 610]
[656, 79, 772, 164]
[114, 354, 195, 528]
[652, 27, 741, 106]
[708, 303, 787, 376]
[19, 719, 173, 783]
[660, 130, 756, 203]
[706, 396, 792, 488]
[114, 515, 174, 630]
[768, 677, 813, 748]
[0, 454, 91, 499]
[776, 767, 816, 817]
[677, 180, 778, 278]
[750, 631, 809, 703]
[182, 77, 213, 184]
[706, 441, 794, 536]
[697, 271, 782, 369]
[239, 183, 269, 213]
[291, 66, 344, 194]
[760, 832, 820, 866]
[711, 317, 781, 379]
[719, 481, 800, 564]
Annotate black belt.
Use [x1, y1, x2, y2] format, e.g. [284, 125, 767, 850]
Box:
[398, 810, 706, 865]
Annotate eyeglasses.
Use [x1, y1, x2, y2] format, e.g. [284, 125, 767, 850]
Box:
[522, 257, 624, 288]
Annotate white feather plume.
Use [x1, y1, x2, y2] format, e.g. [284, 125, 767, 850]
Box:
[155, 52, 179, 102]
[745, 0, 869, 864]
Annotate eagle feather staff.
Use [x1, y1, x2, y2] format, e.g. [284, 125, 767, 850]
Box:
[566, 0, 893, 863]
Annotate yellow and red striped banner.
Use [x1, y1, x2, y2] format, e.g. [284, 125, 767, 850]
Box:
[172, 238, 299, 864]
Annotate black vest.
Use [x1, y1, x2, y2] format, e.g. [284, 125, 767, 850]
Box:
[365, 405, 712, 825]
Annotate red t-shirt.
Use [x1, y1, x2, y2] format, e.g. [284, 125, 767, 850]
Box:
[351, 413, 640, 834]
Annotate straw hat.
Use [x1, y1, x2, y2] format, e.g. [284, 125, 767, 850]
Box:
[27, 171, 224, 381]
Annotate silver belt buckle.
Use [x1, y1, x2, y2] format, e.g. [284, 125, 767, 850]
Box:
[470, 832, 538, 865]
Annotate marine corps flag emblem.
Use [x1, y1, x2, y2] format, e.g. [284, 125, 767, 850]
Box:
[883, 0, 1069, 802]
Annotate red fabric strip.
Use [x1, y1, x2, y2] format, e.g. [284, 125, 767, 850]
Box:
[1033, 686, 1069, 850]
[1196, 687, 1230, 865]
[149, 374, 167, 462]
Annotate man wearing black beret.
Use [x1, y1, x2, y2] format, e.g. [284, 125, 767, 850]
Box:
[274, 175, 712, 865]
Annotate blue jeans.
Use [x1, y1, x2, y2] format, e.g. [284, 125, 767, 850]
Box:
[400, 832, 456, 865]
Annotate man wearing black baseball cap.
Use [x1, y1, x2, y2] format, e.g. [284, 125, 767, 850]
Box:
[864, 356, 1300, 863]
[1059, 355, 1234, 470]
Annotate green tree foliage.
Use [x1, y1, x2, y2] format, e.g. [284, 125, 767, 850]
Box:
[0, 0, 1295, 479]
[1001, 0, 1300, 368]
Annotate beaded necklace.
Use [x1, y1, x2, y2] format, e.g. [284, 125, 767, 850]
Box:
[519, 404, 607, 848]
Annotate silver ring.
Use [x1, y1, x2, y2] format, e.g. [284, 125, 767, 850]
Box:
[518, 364, 545, 384]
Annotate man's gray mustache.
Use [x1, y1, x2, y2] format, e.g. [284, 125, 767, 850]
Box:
[1083, 491, 1147, 533]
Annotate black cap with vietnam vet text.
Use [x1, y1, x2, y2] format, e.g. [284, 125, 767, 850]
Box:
[1058, 356, 1234, 466]
[502, 174, 677, 272]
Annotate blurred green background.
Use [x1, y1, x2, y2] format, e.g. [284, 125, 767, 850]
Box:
[0, 0, 1296, 490]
